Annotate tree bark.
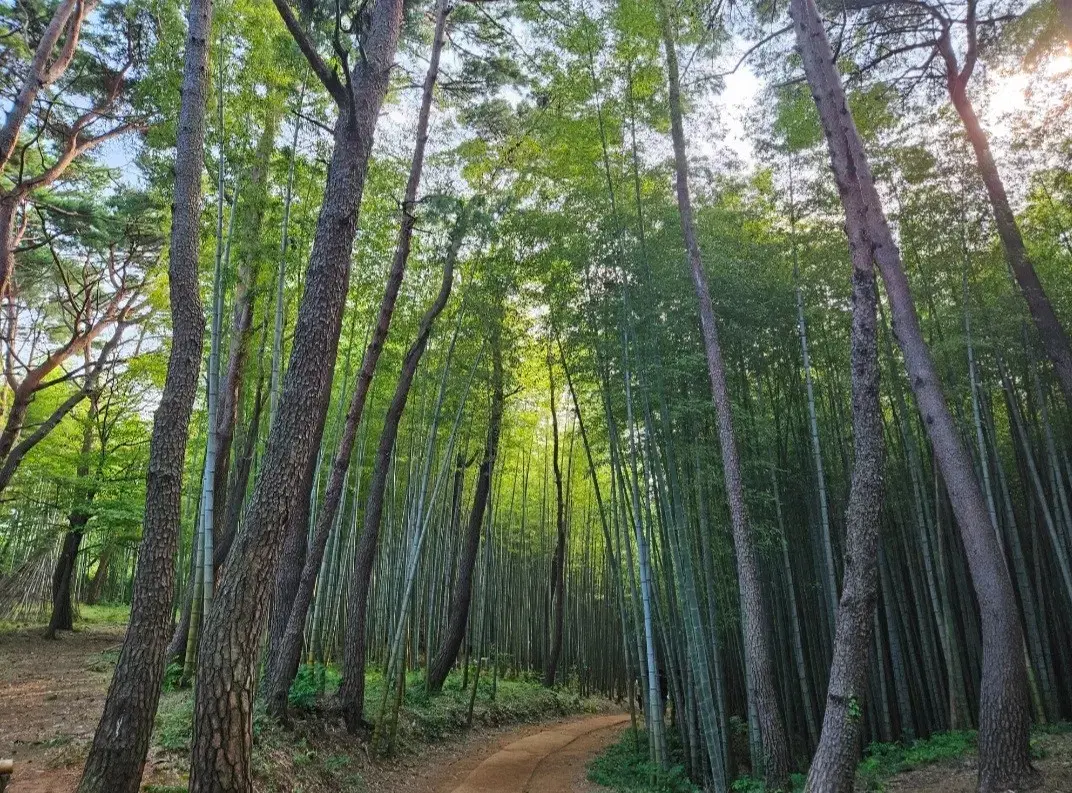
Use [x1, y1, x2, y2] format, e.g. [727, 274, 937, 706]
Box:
[76, 0, 210, 784]
[792, 0, 1039, 788]
[337, 225, 458, 732]
[543, 343, 566, 688]
[427, 320, 504, 693]
[188, 0, 404, 787]
[788, 6, 887, 790]
[262, 0, 452, 719]
[656, 1, 791, 788]
[45, 398, 99, 639]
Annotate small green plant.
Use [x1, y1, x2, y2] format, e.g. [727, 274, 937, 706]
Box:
[857, 730, 977, 791]
[288, 663, 340, 710]
[154, 691, 195, 753]
[587, 731, 699, 793]
[162, 661, 184, 692]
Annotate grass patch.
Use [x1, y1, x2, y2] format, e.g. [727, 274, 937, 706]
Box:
[76, 603, 130, 626]
[587, 730, 699, 793]
[857, 730, 976, 790]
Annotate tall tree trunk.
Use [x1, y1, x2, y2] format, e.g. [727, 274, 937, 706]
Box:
[76, 0, 210, 784]
[212, 106, 280, 545]
[337, 224, 458, 732]
[788, 6, 887, 788]
[792, 0, 1039, 788]
[261, 0, 452, 719]
[657, 2, 790, 788]
[543, 342, 566, 688]
[427, 318, 504, 693]
[941, 38, 1072, 409]
[188, 0, 405, 787]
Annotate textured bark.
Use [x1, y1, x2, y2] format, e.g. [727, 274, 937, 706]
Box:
[188, 0, 404, 787]
[262, 0, 451, 720]
[792, 0, 1039, 789]
[262, 448, 316, 685]
[543, 345, 566, 688]
[657, 2, 790, 788]
[212, 108, 280, 546]
[427, 325, 504, 693]
[76, 0, 210, 785]
[337, 232, 457, 732]
[789, 6, 887, 789]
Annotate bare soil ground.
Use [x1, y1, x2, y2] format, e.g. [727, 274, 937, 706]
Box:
[0, 622, 624, 793]
[0, 623, 123, 793]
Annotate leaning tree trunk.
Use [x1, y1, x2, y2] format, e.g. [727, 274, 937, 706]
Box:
[45, 397, 99, 639]
[337, 227, 458, 732]
[76, 0, 210, 786]
[262, 0, 451, 719]
[427, 320, 505, 693]
[187, 0, 404, 787]
[944, 68, 1072, 410]
[543, 342, 566, 688]
[657, 1, 790, 788]
[792, 0, 1038, 789]
[212, 105, 280, 546]
[788, 5, 887, 790]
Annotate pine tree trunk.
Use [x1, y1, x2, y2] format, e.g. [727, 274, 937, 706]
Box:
[188, 1, 404, 787]
[76, 0, 210, 783]
[786, 4, 888, 776]
[791, 0, 1039, 787]
[262, 3, 451, 718]
[427, 323, 504, 692]
[45, 407, 97, 639]
[337, 229, 457, 732]
[945, 71, 1072, 409]
[657, 2, 790, 787]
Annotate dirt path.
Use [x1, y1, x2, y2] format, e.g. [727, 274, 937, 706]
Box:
[443, 713, 629, 793]
[0, 623, 124, 793]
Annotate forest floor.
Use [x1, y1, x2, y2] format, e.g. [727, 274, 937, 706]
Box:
[2, 618, 1071, 793]
[876, 728, 1072, 793]
[0, 616, 622, 793]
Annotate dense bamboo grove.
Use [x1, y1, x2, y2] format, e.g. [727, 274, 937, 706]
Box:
[2, 0, 1072, 790]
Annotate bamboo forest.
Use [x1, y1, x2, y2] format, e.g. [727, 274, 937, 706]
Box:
[1, 0, 1072, 790]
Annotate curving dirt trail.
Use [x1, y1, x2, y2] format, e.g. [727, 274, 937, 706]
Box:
[446, 713, 629, 793]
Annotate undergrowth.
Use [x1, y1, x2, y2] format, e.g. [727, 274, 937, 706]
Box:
[149, 663, 608, 791]
[587, 730, 699, 793]
[589, 728, 990, 793]
[858, 730, 977, 791]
